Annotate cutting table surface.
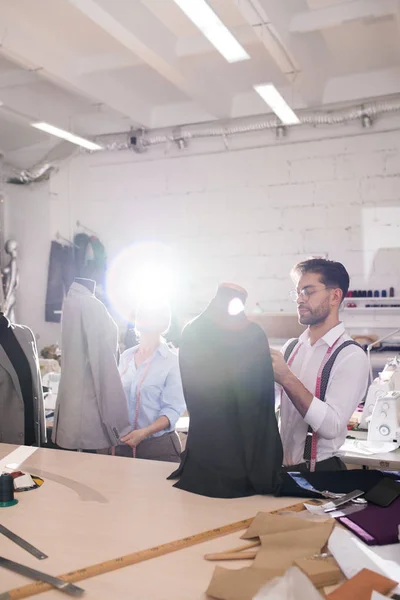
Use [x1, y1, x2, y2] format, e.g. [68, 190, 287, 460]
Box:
[0, 444, 300, 600]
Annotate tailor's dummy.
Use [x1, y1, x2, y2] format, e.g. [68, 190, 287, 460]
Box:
[169, 283, 283, 498]
[52, 278, 131, 450]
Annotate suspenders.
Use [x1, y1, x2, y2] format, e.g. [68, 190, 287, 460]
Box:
[283, 337, 361, 471]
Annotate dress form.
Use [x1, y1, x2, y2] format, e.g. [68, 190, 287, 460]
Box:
[74, 278, 96, 294]
[208, 283, 248, 330]
[2, 240, 19, 322]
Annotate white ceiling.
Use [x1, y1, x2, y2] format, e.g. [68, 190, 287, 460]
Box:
[0, 0, 399, 166]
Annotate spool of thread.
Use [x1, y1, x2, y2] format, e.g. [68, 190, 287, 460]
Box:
[390, 287, 395, 298]
[0, 473, 18, 507]
[361, 291, 367, 298]
[374, 290, 380, 297]
[367, 290, 373, 297]
[382, 290, 387, 298]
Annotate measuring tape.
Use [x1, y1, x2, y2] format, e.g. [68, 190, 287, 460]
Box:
[3, 501, 307, 599]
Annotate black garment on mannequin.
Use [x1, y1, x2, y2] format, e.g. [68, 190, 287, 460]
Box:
[168, 285, 283, 498]
[45, 241, 75, 323]
[0, 314, 35, 445]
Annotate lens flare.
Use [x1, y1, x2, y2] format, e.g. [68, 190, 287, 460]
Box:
[228, 297, 245, 316]
[106, 242, 178, 322]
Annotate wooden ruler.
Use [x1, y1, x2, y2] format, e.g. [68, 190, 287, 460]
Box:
[3, 501, 307, 599]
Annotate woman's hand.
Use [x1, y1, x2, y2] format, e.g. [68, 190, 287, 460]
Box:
[120, 428, 147, 448]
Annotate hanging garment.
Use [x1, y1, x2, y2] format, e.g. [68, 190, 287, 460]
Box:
[0, 313, 45, 445]
[45, 241, 75, 323]
[52, 282, 131, 450]
[73, 234, 107, 286]
[168, 287, 283, 498]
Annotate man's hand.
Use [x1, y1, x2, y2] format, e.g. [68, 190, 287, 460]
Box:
[120, 428, 147, 448]
[270, 349, 313, 417]
[270, 349, 292, 387]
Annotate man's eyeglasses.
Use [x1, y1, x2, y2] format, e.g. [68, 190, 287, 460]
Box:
[289, 286, 335, 302]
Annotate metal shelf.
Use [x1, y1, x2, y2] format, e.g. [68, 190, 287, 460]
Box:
[342, 307, 400, 312]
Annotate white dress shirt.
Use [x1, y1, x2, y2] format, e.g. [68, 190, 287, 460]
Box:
[279, 322, 369, 466]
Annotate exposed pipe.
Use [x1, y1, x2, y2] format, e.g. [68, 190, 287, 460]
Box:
[5, 141, 76, 185]
[94, 96, 400, 152]
[5, 162, 55, 184]
[5, 96, 400, 182]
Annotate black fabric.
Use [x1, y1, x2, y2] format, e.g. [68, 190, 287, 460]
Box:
[0, 314, 35, 445]
[45, 241, 75, 323]
[282, 456, 347, 473]
[168, 287, 283, 498]
[277, 469, 400, 498]
[303, 340, 362, 464]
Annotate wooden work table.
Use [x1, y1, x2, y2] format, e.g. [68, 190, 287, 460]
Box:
[0, 444, 301, 600]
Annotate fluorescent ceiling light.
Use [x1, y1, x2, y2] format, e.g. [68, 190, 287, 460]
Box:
[254, 84, 300, 125]
[173, 0, 250, 63]
[32, 122, 102, 151]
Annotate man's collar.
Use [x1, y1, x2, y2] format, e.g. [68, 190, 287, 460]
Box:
[299, 322, 345, 347]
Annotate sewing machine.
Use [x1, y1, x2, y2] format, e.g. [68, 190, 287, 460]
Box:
[360, 356, 400, 429]
[367, 390, 400, 447]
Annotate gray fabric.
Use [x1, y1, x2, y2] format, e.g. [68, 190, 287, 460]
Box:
[0, 324, 45, 445]
[52, 282, 131, 450]
[114, 431, 182, 462]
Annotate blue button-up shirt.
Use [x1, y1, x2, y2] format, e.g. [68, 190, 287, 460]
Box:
[119, 343, 186, 438]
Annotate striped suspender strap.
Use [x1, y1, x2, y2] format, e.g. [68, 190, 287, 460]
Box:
[284, 339, 299, 363]
[302, 339, 362, 471]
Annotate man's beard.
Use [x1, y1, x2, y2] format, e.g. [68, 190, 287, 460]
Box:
[298, 300, 330, 326]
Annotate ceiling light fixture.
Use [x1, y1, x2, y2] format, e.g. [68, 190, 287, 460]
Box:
[172, 0, 250, 63]
[32, 122, 102, 151]
[254, 84, 300, 125]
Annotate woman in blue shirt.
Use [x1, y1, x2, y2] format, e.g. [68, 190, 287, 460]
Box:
[117, 303, 186, 462]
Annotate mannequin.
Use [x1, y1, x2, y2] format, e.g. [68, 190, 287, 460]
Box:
[0, 312, 45, 446]
[169, 283, 283, 498]
[52, 279, 132, 450]
[1, 240, 19, 322]
[74, 277, 95, 293]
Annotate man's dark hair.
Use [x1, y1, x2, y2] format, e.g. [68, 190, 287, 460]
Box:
[292, 258, 350, 301]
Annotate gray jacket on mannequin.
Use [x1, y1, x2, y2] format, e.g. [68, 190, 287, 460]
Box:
[52, 282, 131, 450]
[0, 324, 46, 445]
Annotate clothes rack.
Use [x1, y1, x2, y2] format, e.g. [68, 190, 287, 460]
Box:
[76, 221, 98, 236]
[55, 232, 79, 248]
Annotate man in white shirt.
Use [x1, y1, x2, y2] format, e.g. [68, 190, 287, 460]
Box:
[270, 258, 369, 471]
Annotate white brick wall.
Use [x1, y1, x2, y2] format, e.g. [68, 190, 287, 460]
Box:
[5, 127, 400, 346]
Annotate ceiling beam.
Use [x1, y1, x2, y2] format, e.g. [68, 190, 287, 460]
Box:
[0, 1, 151, 127]
[290, 0, 397, 34]
[323, 66, 400, 104]
[233, 0, 300, 81]
[77, 53, 142, 75]
[68, 0, 232, 120]
[0, 81, 89, 133]
[234, 0, 331, 107]
[0, 68, 42, 89]
[176, 25, 255, 58]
